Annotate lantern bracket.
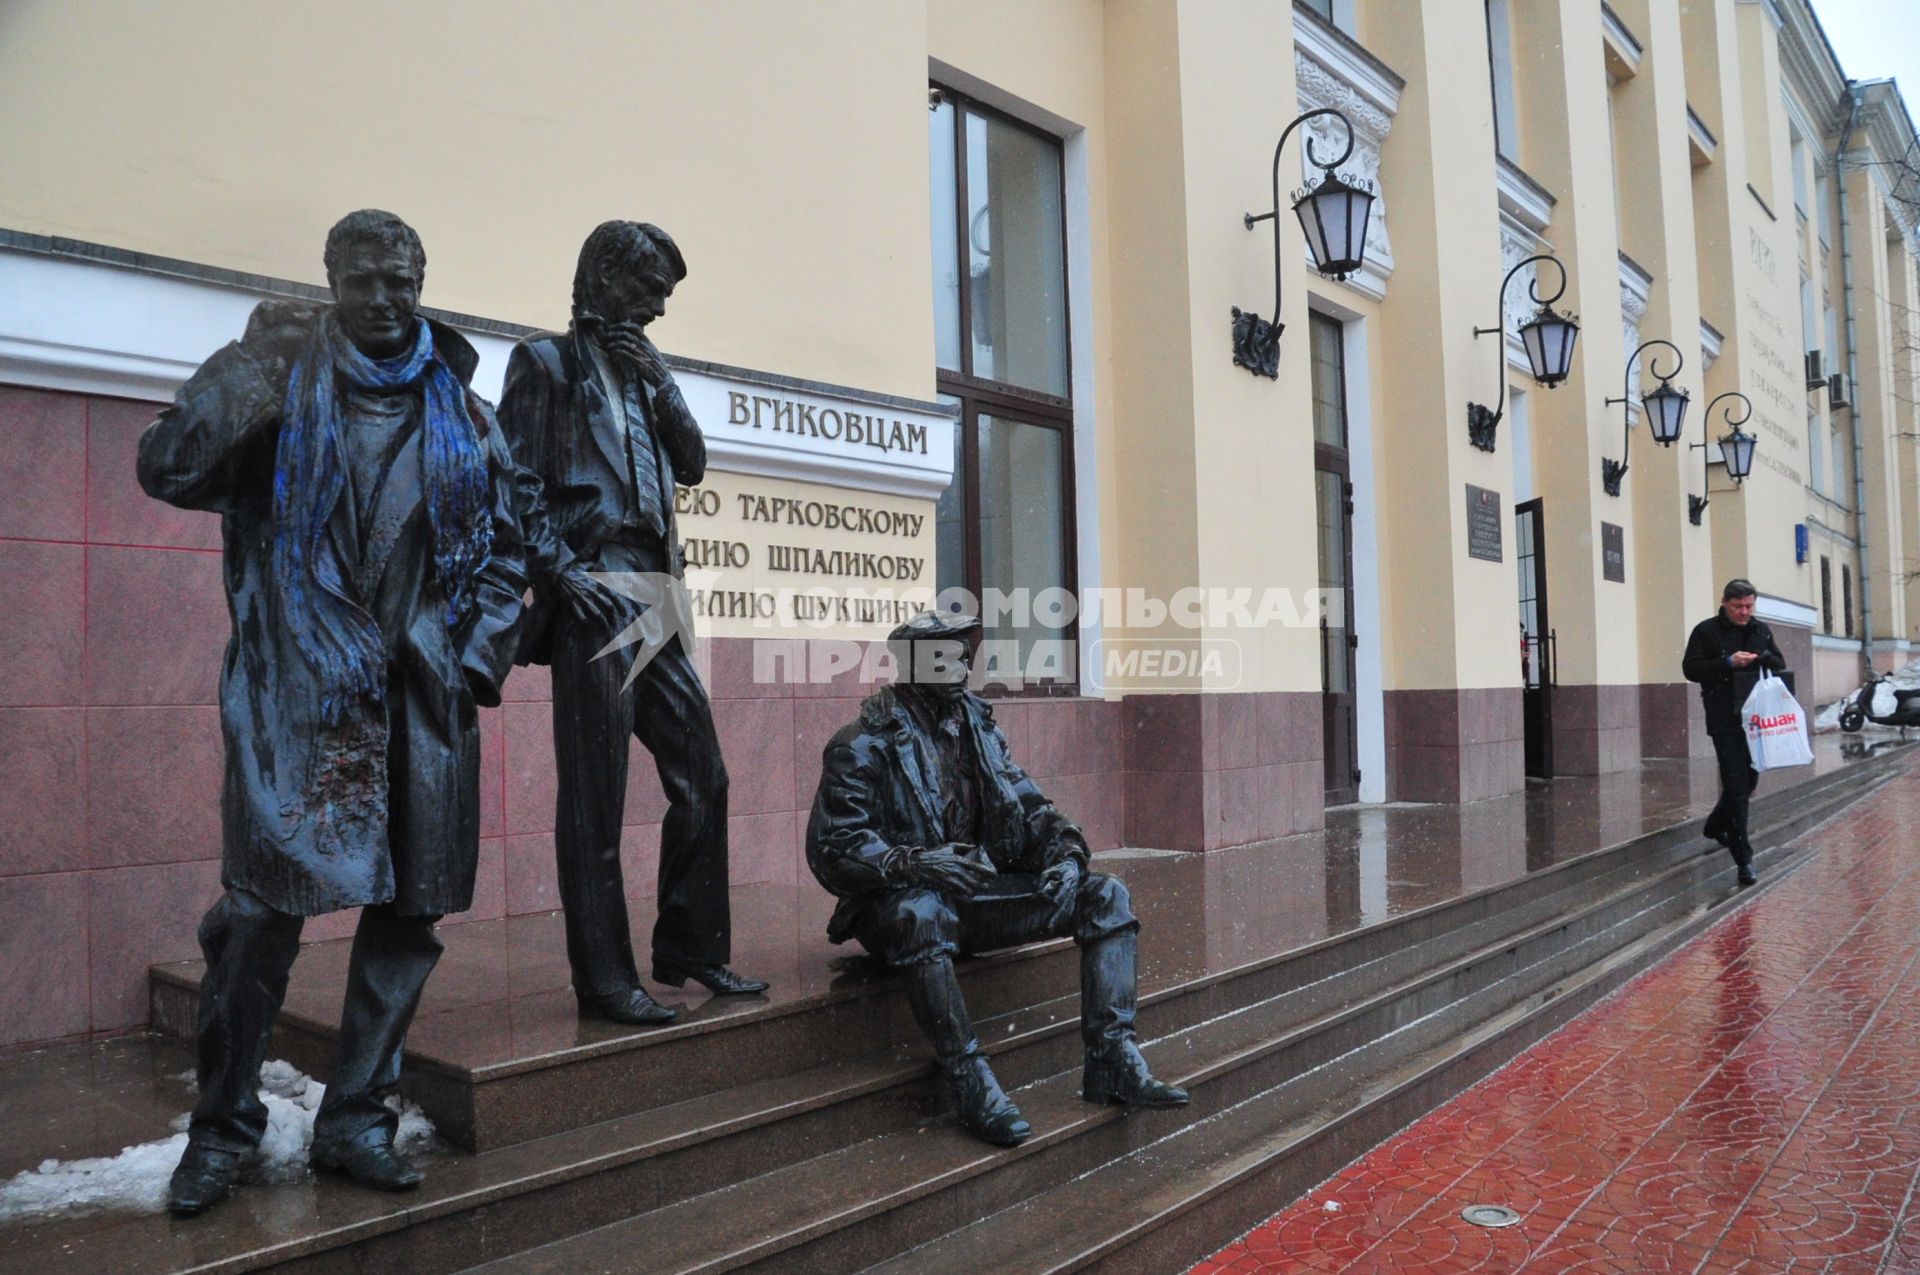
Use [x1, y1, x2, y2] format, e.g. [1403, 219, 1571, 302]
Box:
[1467, 253, 1570, 453]
[1602, 338, 1684, 497]
[1689, 390, 1753, 525]
[1233, 107, 1357, 380]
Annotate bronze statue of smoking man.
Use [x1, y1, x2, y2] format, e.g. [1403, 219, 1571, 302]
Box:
[806, 612, 1186, 1145]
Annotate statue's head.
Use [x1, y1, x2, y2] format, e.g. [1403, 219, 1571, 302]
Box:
[572, 220, 686, 332]
[324, 209, 426, 359]
[887, 610, 980, 705]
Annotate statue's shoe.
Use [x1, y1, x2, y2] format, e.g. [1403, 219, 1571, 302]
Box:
[652, 958, 770, 996]
[946, 1054, 1032, 1146]
[167, 1141, 242, 1216]
[310, 1133, 424, 1192]
[1083, 1040, 1190, 1108]
[578, 986, 678, 1025]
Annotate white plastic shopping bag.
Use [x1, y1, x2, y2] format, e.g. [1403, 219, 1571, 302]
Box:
[1743, 670, 1814, 771]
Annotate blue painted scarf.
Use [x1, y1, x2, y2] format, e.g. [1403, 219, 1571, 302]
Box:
[274, 315, 492, 723]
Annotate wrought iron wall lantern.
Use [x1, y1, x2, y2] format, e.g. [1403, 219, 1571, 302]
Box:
[1467, 253, 1579, 452]
[1688, 391, 1754, 525]
[1601, 339, 1688, 497]
[1232, 107, 1375, 379]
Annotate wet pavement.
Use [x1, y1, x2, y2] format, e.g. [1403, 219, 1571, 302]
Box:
[1190, 749, 1920, 1273]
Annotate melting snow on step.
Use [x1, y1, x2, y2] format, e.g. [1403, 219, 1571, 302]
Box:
[0, 1060, 437, 1221]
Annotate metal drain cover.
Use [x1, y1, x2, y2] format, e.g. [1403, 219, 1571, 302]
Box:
[1461, 1205, 1523, 1228]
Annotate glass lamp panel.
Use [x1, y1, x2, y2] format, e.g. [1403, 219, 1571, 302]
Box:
[965, 110, 1069, 397]
[1294, 192, 1333, 272]
[1520, 319, 1550, 382]
[1544, 317, 1579, 383]
[1344, 188, 1375, 273]
[1646, 385, 1689, 445]
[1720, 430, 1757, 479]
[977, 413, 1069, 684]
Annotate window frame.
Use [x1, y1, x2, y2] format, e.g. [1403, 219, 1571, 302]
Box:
[930, 81, 1080, 697]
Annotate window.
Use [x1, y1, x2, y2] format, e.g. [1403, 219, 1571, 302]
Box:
[1808, 410, 1825, 494]
[1486, 0, 1520, 160]
[1842, 564, 1854, 638]
[1820, 556, 1833, 633]
[929, 84, 1076, 692]
[1300, 0, 1335, 21]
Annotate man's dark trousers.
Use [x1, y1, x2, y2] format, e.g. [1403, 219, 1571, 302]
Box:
[187, 888, 443, 1155]
[1707, 730, 1758, 866]
[550, 609, 730, 996]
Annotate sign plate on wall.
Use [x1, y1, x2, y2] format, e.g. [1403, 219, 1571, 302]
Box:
[1466, 485, 1503, 562]
[1602, 522, 1625, 582]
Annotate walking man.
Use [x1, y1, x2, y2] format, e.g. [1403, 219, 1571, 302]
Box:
[498, 220, 765, 1025]
[139, 210, 530, 1213]
[1682, 578, 1786, 886]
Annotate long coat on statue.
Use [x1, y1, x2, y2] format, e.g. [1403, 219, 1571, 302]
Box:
[137, 313, 528, 917]
[496, 327, 704, 665]
[806, 685, 1090, 944]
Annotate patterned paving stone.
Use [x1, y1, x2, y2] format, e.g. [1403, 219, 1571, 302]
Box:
[1189, 759, 1920, 1273]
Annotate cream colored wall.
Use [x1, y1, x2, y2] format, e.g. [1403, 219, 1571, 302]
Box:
[1173, 0, 1321, 694]
[1611, 0, 1717, 689]
[1505, 0, 1637, 688]
[1364, 0, 1518, 693]
[0, 0, 936, 400]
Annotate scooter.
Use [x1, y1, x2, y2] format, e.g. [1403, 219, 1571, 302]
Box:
[1836, 672, 1920, 734]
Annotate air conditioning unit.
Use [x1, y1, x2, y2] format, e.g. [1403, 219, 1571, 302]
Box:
[1804, 349, 1826, 389]
[1828, 373, 1851, 410]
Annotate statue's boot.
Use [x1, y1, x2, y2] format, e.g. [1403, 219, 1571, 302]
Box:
[903, 958, 1031, 1146]
[1080, 929, 1189, 1107]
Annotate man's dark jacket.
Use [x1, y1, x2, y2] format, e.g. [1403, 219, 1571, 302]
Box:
[495, 328, 705, 665]
[136, 315, 529, 917]
[806, 686, 1090, 944]
[1683, 610, 1787, 736]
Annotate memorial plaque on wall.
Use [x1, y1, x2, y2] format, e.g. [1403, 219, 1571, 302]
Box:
[1466, 484, 1503, 562]
[1602, 521, 1626, 582]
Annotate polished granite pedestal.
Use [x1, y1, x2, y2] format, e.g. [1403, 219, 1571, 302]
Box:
[1, 737, 1906, 1274]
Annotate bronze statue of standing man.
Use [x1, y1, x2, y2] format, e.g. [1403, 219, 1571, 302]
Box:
[138, 210, 531, 1214]
[500, 221, 766, 1026]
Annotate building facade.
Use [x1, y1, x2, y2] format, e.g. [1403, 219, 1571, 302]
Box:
[0, 0, 1916, 1051]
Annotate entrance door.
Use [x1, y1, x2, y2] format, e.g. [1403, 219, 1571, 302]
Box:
[1515, 498, 1554, 778]
[1310, 313, 1359, 804]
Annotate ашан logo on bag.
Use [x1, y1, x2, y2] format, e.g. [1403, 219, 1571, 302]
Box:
[1749, 713, 1798, 732]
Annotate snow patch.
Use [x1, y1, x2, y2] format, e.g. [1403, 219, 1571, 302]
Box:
[0, 1060, 437, 1222]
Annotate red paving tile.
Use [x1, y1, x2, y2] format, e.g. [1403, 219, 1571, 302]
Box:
[1191, 761, 1920, 1274]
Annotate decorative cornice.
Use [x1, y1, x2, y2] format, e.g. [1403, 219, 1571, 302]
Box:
[1294, 25, 1402, 301]
[1600, 3, 1643, 75]
[1496, 157, 1556, 235]
[1700, 318, 1725, 371]
[1687, 106, 1719, 166]
[1292, 5, 1405, 108]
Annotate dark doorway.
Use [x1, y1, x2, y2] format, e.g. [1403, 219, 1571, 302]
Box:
[1516, 498, 1554, 779]
[1310, 313, 1359, 804]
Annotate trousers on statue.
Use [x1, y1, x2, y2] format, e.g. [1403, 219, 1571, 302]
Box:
[550, 616, 732, 997]
[186, 888, 443, 1155]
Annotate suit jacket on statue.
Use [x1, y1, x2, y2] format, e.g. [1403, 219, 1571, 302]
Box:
[806, 686, 1091, 944]
[496, 327, 707, 665]
[136, 314, 529, 917]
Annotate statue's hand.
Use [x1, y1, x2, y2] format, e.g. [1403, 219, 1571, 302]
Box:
[602, 323, 672, 388]
[908, 845, 997, 895]
[1038, 858, 1084, 929]
[242, 299, 323, 369]
[556, 566, 634, 632]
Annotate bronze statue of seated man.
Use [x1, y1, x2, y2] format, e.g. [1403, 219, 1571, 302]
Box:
[805, 611, 1187, 1146]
